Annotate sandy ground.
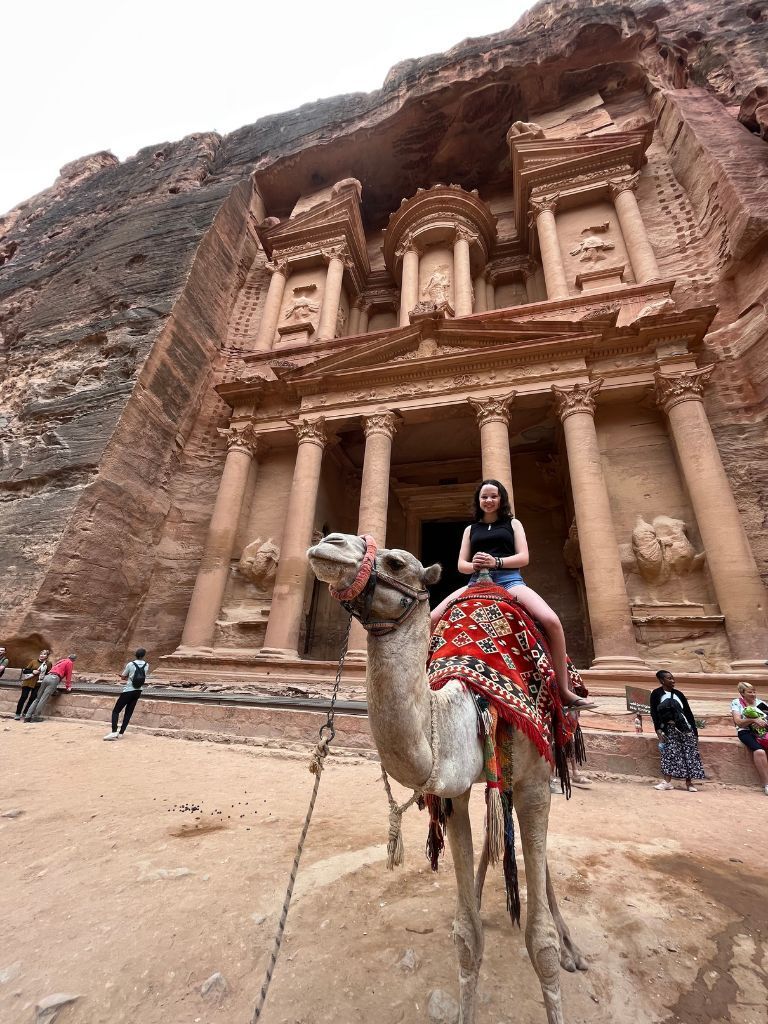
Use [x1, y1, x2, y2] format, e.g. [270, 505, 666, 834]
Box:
[1, 720, 767, 1024]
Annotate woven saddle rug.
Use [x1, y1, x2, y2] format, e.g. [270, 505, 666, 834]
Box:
[428, 580, 581, 765]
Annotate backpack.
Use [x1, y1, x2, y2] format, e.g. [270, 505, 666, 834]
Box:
[131, 661, 147, 688]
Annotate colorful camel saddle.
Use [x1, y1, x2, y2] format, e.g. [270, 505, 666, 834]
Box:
[423, 581, 585, 923]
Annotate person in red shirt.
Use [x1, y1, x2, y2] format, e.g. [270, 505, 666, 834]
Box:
[24, 654, 77, 722]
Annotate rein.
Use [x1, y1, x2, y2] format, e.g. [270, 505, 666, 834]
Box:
[329, 534, 430, 636]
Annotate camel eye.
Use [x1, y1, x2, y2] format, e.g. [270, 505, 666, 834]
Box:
[384, 555, 405, 572]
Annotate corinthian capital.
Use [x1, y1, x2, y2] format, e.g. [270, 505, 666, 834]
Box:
[266, 254, 289, 276]
[363, 411, 399, 440]
[654, 366, 714, 414]
[321, 244, 351, 268]
[454, 224, 479, 246]
[467, 390, 517, 427]
[529, 193, 560, 221]
[395, 232, 421, 261]
[608, 173, 641, 200]
[292, 416, 328, 448]
[551, 380, 603, 421]
[221, 421, 261, 456]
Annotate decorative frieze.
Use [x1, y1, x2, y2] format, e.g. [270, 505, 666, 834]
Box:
[551, 379, 603, 421]
[654, 366, 714, 413]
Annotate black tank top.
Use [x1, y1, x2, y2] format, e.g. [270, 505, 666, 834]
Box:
[469, 519, 516, 559]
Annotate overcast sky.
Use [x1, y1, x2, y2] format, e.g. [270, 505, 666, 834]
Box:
[1, 0, 534, 216]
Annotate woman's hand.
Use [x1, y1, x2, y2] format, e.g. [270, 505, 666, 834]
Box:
[472, 552, 496, 570]
[656, 729, 665, 741]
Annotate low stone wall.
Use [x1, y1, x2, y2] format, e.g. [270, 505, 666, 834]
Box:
[1, 687, 762, 789]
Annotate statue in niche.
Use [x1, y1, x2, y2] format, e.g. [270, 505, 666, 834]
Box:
[569, 233, 616, 262]
[620, 515, 705, 587]
[238, 537, 280, 589]
[423, 265, 451, 305]
[335, 307, 346, 337]
[507, 120, 545, 140]
[283, 284, 320, 323]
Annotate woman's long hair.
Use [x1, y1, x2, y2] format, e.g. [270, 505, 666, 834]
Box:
[472, 479, 513, 522]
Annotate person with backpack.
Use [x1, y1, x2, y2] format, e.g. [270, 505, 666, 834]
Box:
[103, 648, 149, 740]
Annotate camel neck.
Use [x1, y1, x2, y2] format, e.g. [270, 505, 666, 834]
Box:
[365, 609, 434, 789]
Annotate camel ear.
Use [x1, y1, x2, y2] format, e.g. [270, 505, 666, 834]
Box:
[423, 562, 442, 585]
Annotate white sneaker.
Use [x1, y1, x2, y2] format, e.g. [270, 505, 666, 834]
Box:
[654, 782, 674, 791]
[685, 786, 698, 793]
[103, 732, 119, 741]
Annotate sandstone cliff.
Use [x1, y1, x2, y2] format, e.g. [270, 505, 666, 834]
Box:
[1, 0, 767, 668]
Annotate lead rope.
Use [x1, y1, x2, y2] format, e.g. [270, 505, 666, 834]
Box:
[380, 689, 440, 869]
[250, 614, 352, 1023]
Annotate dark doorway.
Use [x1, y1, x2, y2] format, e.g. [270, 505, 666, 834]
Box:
[420, 520, 467, 608]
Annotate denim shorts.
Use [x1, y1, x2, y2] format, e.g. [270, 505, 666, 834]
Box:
[470, 569, 525, 589]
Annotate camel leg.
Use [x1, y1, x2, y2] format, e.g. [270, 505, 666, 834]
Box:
[515, 776, 564, 1024]
[546, 862, 588, 972]
[474, 831, 489, 909]
[446, 790, 484, 1024]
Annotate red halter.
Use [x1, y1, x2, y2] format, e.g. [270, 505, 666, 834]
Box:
[329, 534, 378, 602]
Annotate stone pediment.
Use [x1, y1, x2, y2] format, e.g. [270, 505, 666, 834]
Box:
[255, 182, 370, 290]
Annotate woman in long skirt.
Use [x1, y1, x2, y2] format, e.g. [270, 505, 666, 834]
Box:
[650, 670, 705, 792]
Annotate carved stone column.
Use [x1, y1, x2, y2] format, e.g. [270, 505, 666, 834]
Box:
[179, 424, 261, 651]
[453, 226, 476, 317]
[530, 195, 569, 301]
[349, 411, 399, 652]
[358, 302, 371, 334]
[609, 175, 659, 284]
[467, 391, 516, 505]
[486, 275, 496, 312]
[254, 256, 288, 352]
[317, 248, 347, 342]
[398, 235, 420, 327]
[552, 381, 644, 669]
[349, 297, 366, 336]
[655, 367, 768, 666]
[261, 418, 329, 658]
[473, 273, 487, 314]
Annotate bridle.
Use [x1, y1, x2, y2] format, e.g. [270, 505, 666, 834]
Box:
[328, 535, 430, 636]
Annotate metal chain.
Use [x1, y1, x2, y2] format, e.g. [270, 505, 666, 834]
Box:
[250, 614, 352, 1023]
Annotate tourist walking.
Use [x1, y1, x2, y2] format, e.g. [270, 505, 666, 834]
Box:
[650, 670, 704, 792]
[429, 479, 594, 709]
[103, 648, 149, 740]
[0, 646, 8, 677]
[730, 681, 768, 795]
[15, 649, 52, 719]
[24, 654, 77, 722]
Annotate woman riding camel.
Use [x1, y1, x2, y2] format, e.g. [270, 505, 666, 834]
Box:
[429, 478, 594, 709]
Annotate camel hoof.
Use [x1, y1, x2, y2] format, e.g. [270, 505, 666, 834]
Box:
[560, 943, 589, 973]
[560, 952, 577, 973]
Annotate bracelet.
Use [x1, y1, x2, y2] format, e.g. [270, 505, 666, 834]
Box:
[495, 556, 503, 570]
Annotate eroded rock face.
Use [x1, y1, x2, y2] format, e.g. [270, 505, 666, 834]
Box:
[1, 0, 767, 669]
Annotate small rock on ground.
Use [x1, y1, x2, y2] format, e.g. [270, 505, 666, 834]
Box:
[201, 972, 229, 999]
[427, 988, 459, 1024]
[398, 948, 419, 972]
[35, 993, 80, 1023]
[0, 960, 22, 983]
[1, 809, 24, 818]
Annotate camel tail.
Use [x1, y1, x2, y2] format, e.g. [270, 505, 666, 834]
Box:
[502, 791, 521, 927]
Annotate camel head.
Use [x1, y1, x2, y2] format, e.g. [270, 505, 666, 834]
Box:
[307, 533, 441, 635]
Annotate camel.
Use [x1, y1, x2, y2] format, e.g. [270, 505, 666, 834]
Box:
[307, 533, 587, 1024]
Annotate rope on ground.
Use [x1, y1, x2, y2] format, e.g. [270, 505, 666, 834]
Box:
[250, 615, 351, 1023]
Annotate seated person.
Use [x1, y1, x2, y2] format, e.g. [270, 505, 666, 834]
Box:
[731, 681, 768, 795]
[429, 478, 594, 709]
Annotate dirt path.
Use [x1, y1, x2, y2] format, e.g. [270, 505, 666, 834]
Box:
[1, 720, 767, 1024]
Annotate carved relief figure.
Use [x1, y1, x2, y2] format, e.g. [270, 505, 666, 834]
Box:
[335, 306, 346, 337]
[569, 233, 616, 262]
[238, 537, 280, 589]
[620, 515, 705, 587]
[283, 285, 320, 323]
[422, 265, 451, 305]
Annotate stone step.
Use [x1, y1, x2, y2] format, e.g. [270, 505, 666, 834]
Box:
[2, 685, 763, 791]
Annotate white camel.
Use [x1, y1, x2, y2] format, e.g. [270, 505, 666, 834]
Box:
[307, 533, 587, 1024]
